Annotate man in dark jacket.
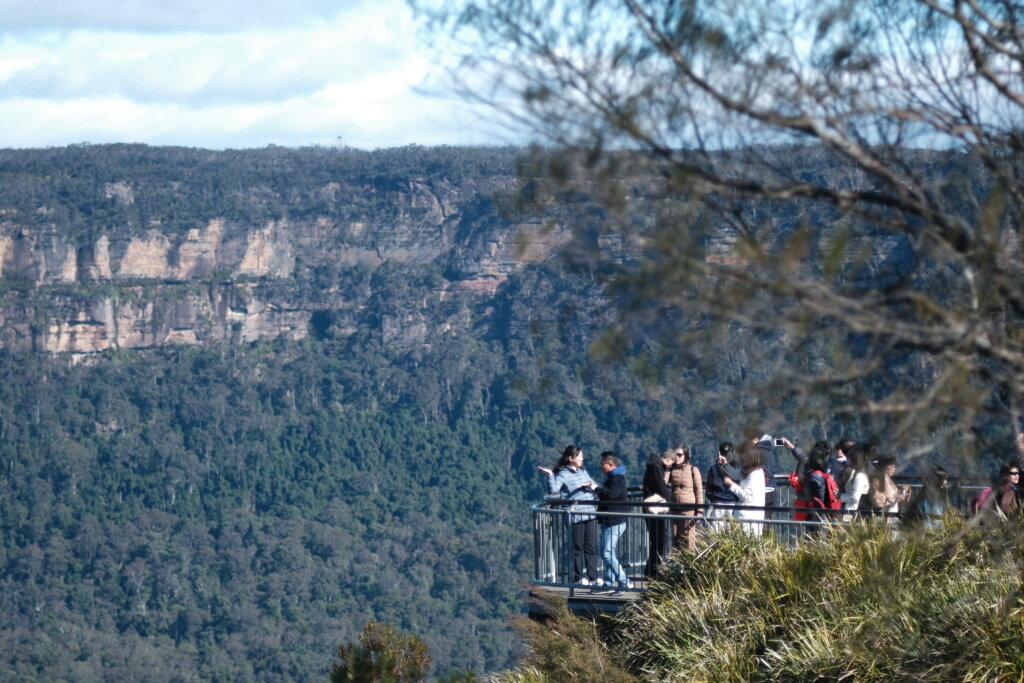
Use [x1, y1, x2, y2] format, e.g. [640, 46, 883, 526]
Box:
[593, 452, 632, 593]
[706, 441, 741, 524]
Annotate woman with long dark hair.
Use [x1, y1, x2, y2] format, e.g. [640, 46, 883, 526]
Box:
[537, 445, 599, 585]
[906, 466, 949, 527]
[839, 445, 872, 519]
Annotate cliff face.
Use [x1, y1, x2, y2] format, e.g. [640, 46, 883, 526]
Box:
[0, 145, 572, 354]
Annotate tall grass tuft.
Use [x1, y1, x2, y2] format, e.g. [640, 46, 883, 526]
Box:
[489, 592, 636, 683]
[610, 517, 1024, 681]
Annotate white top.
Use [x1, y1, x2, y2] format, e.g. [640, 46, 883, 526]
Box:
[840, 470, 870, 511]
[728, 468, 766, 520]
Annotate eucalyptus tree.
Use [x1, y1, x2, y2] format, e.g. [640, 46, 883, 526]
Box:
[418, 0, 1024, 463]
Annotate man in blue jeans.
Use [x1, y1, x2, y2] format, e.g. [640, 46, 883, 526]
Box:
[592, 451, 633, 594]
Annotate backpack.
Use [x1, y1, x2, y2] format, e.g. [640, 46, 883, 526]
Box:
[810, 469, 842, 511]
[790, 469, 841, 520]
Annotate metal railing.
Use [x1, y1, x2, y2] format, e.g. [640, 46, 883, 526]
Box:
[532, 475, 992, 591]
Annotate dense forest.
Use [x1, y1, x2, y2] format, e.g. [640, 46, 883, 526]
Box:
[0, 143, 1012, 679]
[0, 144, 722, 680]
[0, 286, 700, 678]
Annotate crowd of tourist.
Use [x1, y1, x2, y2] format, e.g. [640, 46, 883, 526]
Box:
[538, 430, 1024, 592]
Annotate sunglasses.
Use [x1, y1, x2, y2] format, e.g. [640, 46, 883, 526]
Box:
[1010, 471, 1021, 476]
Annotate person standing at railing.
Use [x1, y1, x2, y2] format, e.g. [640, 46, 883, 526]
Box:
[537, 445, 600, 586]
[838, 446, 872, 519]
[668, 445, 703, 552]
[973, 463, 1021, 520]
[642, 451, 675, 578]
[868, 454, 911, 520]
[827, 437, 856, 484]
[743, 428, 778, 508]
[592, 452, 633, 594]
[706, 441, 741, 523]
[800, 440, 840, 533]
[905, 466, 950, 527]
[723, 442, 767, 536]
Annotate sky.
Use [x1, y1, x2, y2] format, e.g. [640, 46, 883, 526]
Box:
[0, 0, 499, 150]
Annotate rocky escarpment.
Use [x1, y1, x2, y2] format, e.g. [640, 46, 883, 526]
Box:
[0, 145, 573, 354]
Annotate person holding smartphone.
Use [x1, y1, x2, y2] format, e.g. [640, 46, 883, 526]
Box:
[706, 442, 741, 525]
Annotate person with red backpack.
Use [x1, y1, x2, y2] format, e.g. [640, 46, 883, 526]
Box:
[783, 438, 841, 534]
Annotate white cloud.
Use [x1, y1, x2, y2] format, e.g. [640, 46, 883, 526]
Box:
[0, 0, 500, 149]
[0, 0, 347, 33]
[0, 29, 406, 104]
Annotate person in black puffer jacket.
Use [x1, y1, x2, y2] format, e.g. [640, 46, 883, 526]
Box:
[642, 450, 674, 578]
[593, 451, 632, 593]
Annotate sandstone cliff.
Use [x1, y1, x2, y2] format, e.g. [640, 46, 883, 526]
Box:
[0, 145, 573, 354]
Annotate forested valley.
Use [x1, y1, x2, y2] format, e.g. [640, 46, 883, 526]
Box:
[0, 144, 741, 680]
[0, 143, 1014, 680]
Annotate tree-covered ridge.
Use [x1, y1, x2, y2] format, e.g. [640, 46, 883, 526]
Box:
[0, 144, 523, 239]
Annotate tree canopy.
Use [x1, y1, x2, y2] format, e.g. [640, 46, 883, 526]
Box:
[419, 0, 1024, 461]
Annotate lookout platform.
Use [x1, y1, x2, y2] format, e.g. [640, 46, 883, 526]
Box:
[528, 475, 983, 619]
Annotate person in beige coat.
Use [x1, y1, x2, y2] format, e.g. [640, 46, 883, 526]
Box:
[668, 445, 704, 551]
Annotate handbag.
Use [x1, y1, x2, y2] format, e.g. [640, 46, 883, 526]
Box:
[644, 493, 668, 515]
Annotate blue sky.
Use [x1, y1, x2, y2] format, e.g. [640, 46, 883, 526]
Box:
[0, 0, 498, 149]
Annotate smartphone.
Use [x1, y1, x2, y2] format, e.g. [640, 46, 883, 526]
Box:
[774, 437, 785, 447]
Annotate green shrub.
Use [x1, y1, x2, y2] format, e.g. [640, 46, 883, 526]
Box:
[610, 519, 1024, 681]
[490, 593, 636, 683]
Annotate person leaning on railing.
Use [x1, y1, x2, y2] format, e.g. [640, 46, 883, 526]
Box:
[537, 445, 600, 586]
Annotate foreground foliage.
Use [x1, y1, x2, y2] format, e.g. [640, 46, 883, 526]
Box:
[332, 620, 432, 683]
[423, 0, 1024, 456]
[490, 594, 634, 683]
[502, 520, 1024, 681]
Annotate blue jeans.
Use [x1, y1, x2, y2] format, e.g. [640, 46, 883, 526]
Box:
[601, 522, 628, 586]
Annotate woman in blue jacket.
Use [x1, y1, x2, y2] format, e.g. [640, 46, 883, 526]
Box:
[538, 445, 599, 585]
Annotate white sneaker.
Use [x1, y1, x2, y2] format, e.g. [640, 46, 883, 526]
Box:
[579, 578, 590, 586]
[622, 581, 634, 590]
[593, 578, 604, 587]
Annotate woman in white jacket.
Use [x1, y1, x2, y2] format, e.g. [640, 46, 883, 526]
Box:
[723, 442, 767, 536]
[839, 445, 871, 519]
